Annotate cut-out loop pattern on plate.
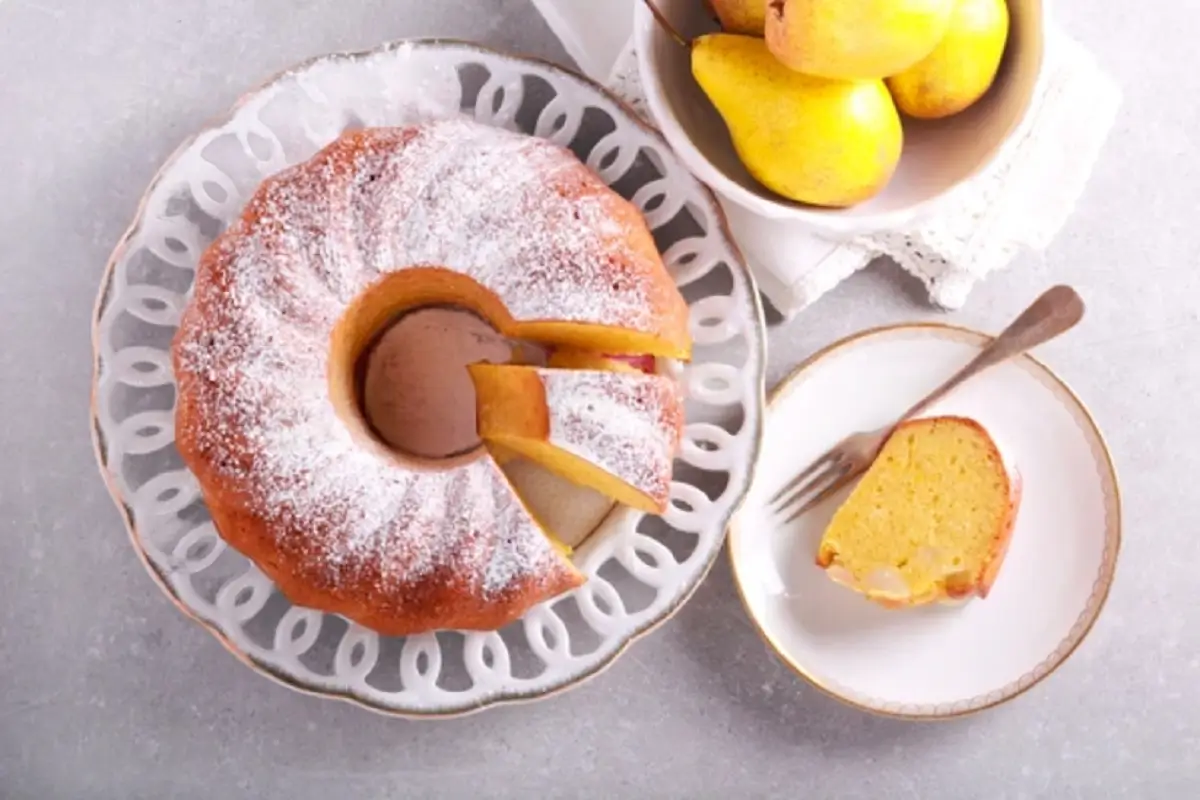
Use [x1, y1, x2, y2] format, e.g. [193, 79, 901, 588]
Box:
[463, 631, 512, 690]
[399, 633, 443, 692]
[108, 346, 175, 389]
[336, 625, 382, 684]
[274, 607, 323, 659]
[533, 96, 583, 146]
[171, 524, 225, 576]
[685, 363, 742, 407]
[680, 423, 737, 472]
[92, 40, 764, 716]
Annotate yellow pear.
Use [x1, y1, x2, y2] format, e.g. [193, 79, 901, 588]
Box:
[887, 0, 1010, 119]
[765, 0, 956, 79]
[692, 34, 903, 207]
[707, 0, 768, 35]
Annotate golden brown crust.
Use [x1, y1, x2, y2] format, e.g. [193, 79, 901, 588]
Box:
[203, 499, 583, 637]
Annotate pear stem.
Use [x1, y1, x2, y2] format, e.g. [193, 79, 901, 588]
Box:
[640, 0, 692, 51]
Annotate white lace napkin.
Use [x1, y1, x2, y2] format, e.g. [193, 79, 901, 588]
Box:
[532, 0, 1122, 316]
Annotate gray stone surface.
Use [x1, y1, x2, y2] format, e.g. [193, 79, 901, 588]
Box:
[0, 0, 1194, 797]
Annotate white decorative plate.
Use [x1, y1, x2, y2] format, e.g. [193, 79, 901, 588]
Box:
[91, 40, 766, 716]
[729, 324, 1119, 719]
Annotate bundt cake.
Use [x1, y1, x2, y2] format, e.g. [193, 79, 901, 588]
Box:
[470, 364, 684, 513]
[172, 118, 691, 635]
[817, 416, 1020, 608]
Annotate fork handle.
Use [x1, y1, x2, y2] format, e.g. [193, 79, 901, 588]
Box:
[901, 285, 1086, 422]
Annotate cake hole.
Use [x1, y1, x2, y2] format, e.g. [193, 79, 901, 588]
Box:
[896, 558, 909, 568]
[333, 273, 516, 464]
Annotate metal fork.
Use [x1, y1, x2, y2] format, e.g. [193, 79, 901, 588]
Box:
[771, 285, 1086, 523]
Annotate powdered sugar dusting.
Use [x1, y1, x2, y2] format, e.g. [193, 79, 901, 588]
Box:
[174, 118, 675, 609]
[540, 369, 682, 509]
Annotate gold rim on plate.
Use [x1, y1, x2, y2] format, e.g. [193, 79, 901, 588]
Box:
[89, 38, 767, 718]
[727, 322, 1121, 721]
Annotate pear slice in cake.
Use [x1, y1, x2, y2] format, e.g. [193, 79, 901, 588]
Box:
[469, 364, 683, 513]
[817, 416, 1020, 608]
[547, 348, 657, 375]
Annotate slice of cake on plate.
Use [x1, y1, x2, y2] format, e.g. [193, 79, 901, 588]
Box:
[817, 416, 1021, 608]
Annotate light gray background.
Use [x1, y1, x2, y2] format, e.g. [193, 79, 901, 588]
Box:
[0, 0, 1193, 797]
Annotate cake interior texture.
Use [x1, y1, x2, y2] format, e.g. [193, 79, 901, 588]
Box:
[817, 416, 1019, 607]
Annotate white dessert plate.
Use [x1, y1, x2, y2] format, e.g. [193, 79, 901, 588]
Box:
[91, 40, 765, 717]
[729, 324, 1120, 718]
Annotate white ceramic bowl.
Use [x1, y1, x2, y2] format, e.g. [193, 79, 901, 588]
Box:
[634, 0, 1046, 236]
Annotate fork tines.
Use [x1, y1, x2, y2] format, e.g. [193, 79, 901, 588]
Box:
[769, 451, 854, 524]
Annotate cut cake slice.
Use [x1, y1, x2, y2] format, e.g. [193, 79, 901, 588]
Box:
[469, 364, 683, 513]
[817, 416, 1021, 608]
